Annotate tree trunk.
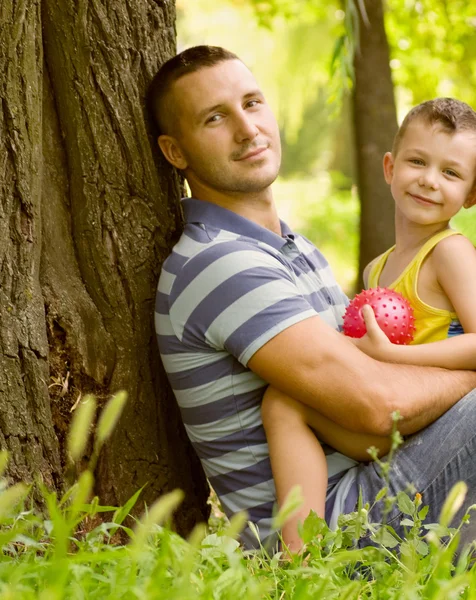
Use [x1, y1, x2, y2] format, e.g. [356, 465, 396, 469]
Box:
[353, 0, 398, 289]
[0, 0, 209, 534]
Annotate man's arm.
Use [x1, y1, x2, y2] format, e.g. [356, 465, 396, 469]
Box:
[248, 315, 476, 436]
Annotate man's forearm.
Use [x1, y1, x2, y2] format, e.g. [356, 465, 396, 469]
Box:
[377, 365, 476, 436]
[300, 354, 476, 436]
[248, 317, 476, 437]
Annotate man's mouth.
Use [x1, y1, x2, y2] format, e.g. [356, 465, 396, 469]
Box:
[234, 144, 269, 161]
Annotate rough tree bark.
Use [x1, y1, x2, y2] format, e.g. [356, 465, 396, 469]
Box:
[353, 0, 398, 288]
[0, 0, 209, 533]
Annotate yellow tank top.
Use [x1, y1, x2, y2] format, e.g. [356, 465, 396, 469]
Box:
[367, 229, 462, 345]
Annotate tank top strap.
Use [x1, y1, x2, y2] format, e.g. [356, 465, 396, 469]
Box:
[410, 228, 461, 271]
[367, 246, 395, 288]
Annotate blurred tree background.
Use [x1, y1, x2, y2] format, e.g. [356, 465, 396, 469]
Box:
[176, 0, 476, 295]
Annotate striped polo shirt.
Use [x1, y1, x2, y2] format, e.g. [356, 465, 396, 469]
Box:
[156, 197, 359, 549]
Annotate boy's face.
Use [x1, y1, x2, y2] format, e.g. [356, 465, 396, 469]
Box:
[383, 119, 476, 226]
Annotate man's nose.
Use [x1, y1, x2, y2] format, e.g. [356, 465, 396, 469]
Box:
[233, 112, 259, 143]
[418, 168, 439, 189]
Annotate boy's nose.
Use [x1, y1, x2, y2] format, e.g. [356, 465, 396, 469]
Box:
[418, 169, 439, 189]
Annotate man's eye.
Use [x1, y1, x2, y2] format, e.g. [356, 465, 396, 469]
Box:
[206, 114, 222, 124]
[246, 100, 260, 108]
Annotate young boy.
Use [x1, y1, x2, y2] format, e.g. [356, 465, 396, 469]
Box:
[262, 98, 476, 553]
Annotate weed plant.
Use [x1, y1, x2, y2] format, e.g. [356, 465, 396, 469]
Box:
[0, 397, 475, 599]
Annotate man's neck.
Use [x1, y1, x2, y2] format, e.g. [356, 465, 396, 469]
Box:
[191, 187, 282, 235]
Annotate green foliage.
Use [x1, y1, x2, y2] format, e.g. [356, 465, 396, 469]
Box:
[1, 398, 476, 598]
[452, 207, 476, 245]
[386, 0, 476, 108]
[2, 477, 476, 599]
[273, 175, 359, 293]
[178, 0, 476, 284]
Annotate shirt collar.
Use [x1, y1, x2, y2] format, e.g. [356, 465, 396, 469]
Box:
[182, 197, 294, 251]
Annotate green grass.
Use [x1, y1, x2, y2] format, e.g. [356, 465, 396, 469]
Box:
[1, 400, 476, 599]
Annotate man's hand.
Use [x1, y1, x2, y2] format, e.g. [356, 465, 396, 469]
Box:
[351, 304, 393, 360]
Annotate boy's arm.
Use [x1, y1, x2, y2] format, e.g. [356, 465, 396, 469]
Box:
[435, 234, 476, 336]
[355, 308, 476, 369]
[354, 235, 476, 370]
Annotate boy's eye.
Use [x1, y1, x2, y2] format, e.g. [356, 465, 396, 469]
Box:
[444, 169, 459, 177]
[246, 99, 260, 108]
[409, 158, 424, 165]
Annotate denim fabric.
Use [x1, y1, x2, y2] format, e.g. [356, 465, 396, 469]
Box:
[356, 388, 476, 547]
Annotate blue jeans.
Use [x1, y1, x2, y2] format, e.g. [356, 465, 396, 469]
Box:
[355, 388, 476, 547]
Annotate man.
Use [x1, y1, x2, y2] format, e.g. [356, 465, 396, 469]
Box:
[149, 45, 476, 550]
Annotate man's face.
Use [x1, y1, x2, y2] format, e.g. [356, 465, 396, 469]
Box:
[161, 60, 281, 201]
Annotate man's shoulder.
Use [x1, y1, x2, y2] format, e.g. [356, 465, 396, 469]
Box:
[163, 224, 289, 285]
[293, 233, 330, 267]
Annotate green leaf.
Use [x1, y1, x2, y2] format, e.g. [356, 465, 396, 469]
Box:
[113, 485, 145, 525]
[439, 482, 467, 527]
[187, 522, 208, 548]
[300, 510, 327, 544]
[67, 395, 97, 462]
[330, 35, 346, 75]
[0, 451, 9, 479]
[400, 518, 414, 527]
[418, 505, 429, 520]
[375, 486, 388, 502]
[416, 540, 429, 556]
[96, 391, 128, 445]
[201, 533, 240, 556]
[132, 489, 184, 549]
[69, 470, 94, 519]
[271, 484, 303, 530]
[0, 483, 29, 522]
[373, 527, 400, 548]
[76, 503, 119, 513]
[397, 491, 415, 516]
[224, 511, 248, 540]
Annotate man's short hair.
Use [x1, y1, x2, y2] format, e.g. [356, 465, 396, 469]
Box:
[147, 45, 240, 136]
[393, 97, 476, 155]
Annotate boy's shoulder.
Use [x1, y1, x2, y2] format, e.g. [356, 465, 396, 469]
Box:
[431, 233, 476, 281]
[432, 232, 475, 261]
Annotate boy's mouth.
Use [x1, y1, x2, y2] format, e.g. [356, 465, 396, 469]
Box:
[408, 193, 440, 206]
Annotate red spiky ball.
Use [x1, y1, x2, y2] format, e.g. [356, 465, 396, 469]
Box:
[343, 287, 416, 345]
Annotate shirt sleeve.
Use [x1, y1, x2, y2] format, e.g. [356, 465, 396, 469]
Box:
[169, 240, 317, 366]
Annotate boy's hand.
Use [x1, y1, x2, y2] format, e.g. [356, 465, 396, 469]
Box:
[351, 304, 393, 359]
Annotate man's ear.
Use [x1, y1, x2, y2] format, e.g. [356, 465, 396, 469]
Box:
[383, 152, 395, 184]
[158, 135, 188, 170]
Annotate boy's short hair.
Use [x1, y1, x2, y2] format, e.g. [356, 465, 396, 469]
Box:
[393, 98, 476, 155]
[147, 45, 240, 136]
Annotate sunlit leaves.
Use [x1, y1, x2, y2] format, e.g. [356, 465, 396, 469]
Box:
[386, 0, 476, 107]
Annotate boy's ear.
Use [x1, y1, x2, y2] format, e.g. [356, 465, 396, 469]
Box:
[464, 187, 476, 209]
[383, 152, 394, 184]
[158, 135, 188, 170]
